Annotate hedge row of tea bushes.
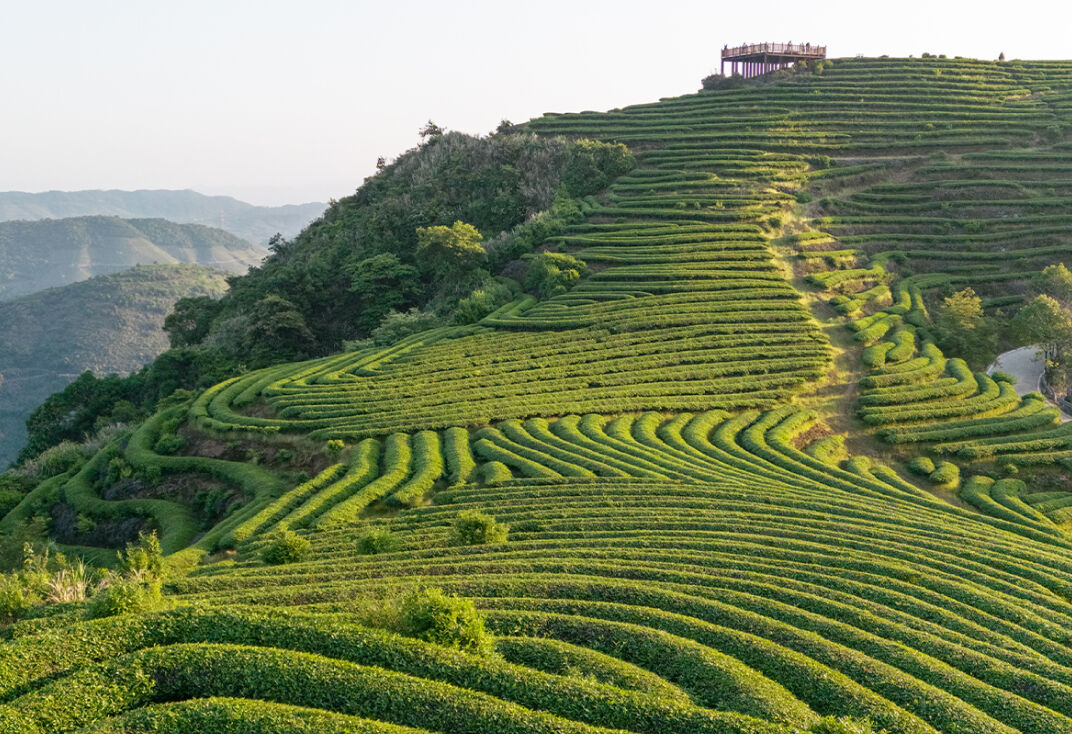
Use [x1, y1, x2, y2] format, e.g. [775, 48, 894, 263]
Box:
[7, 405, 1072, 731]
[168, 408, 1072, 732]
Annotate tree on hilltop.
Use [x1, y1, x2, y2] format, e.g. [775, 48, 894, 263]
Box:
[416, 221, 485, 280]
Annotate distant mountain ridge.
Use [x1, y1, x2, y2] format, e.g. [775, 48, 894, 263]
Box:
[0, 263, 229, 466]
[0, 215, 261, 300]
[0, 189, 326, 245]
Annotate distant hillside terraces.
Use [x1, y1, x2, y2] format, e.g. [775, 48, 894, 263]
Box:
[0, 189, 326, 246]
[0, 216, 259, 300]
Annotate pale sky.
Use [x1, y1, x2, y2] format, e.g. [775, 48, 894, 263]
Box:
[2, 0, 1070, 206]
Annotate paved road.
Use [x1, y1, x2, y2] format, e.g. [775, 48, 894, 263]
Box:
[988, 345, 1071, 421]
[988, 346, 1046, 396]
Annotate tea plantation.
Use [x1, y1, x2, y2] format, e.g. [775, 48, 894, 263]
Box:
[5, 56, 1072, 733]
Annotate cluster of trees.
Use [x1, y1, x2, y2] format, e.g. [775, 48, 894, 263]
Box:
[1015, 264, 1072, 396]
[934, 264, 1072, 393]
[933, 287, 997, 368]
[14, 128, 633, 465]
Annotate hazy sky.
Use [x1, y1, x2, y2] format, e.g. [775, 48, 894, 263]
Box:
[3, 0, 1070, 206]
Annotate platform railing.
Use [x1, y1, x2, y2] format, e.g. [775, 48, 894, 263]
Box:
[722, 43, 826, 59]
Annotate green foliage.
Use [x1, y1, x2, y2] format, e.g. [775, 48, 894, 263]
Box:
[164, 295, 225, 349]
[369, 309, 445, 347]
[117, 532, 164, 582]
[454, 279, 517, 324]
[86, 579, 163, 619]
[416, 221, 486, 280]
[560, 139, 635, 197]
[345, 253, 421, 332]
[486, 194, 584, 270]
[928, 461, 961, 489]
[908, 456, 935, 476]
[934, 288, 997, 369]
[261, 530, 312, 565]
[356, 527, 400, 555]
[0, 575, 35, 622]
[398, 587, 494, 654]
[1013, 295, 1072, 353]
[243, 295, 316, 364]
[700, 73, 748, 91]
[525, 252, 590, 298]
[1038, 263, 1072, 303]
[447, 510, 509, 546]
[151, 433, 185, 456]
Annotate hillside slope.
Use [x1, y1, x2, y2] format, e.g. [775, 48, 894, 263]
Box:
[0, 264, 229, 466]
[0, 216, 259, 300]
[0, 189, 326, 245]
[4, 57, 1072, 734]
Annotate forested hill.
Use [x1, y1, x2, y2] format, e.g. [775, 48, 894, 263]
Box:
[0, 216, 259, 300]
[0, 264, 229, 466]
[0, 189, 326, 245]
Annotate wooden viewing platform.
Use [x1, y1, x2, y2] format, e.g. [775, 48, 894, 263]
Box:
[721, 42, 826, 78]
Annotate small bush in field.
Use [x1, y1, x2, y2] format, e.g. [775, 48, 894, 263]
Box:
[399, 587, 493, 654]
[87, 579, 163, 619]
[261, 530, 311, 565]
[357, 527, 399, 555]
[447, 510, 508, 546]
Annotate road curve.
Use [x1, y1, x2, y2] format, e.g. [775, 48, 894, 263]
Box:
[988, 345, 1071, 421]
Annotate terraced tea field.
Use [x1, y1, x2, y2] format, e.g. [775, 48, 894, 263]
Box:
[7, 57, 1072, 733]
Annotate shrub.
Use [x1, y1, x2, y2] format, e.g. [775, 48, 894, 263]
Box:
[261, 530, 312, 565]
[700, 73, 747, 90]
[0, 575, 34, 622]
[525, 252, 589, 298]
[561, 138, 635, 196]
[86, 579, 163, 619]
[356, 527, 399, 555]
[325, 439, 345, 455]
[990, 371, 1016, 384]
[929, 461, 961, 489]
[152, 433, 186, 455]
[370, 309, 444, 346]
[454, 279, 516, 324]
[117, 531, 164, 581]
[447, 510, 509, 546]
[399, 587, 493, 654]
[908, 456, 936, 476]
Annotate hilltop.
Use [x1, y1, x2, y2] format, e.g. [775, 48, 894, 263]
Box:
[3, 56, 1072, 733]
[0, 189, 326, 246]
[0, 264, 229, 466]
[0, 216, 259, 300]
